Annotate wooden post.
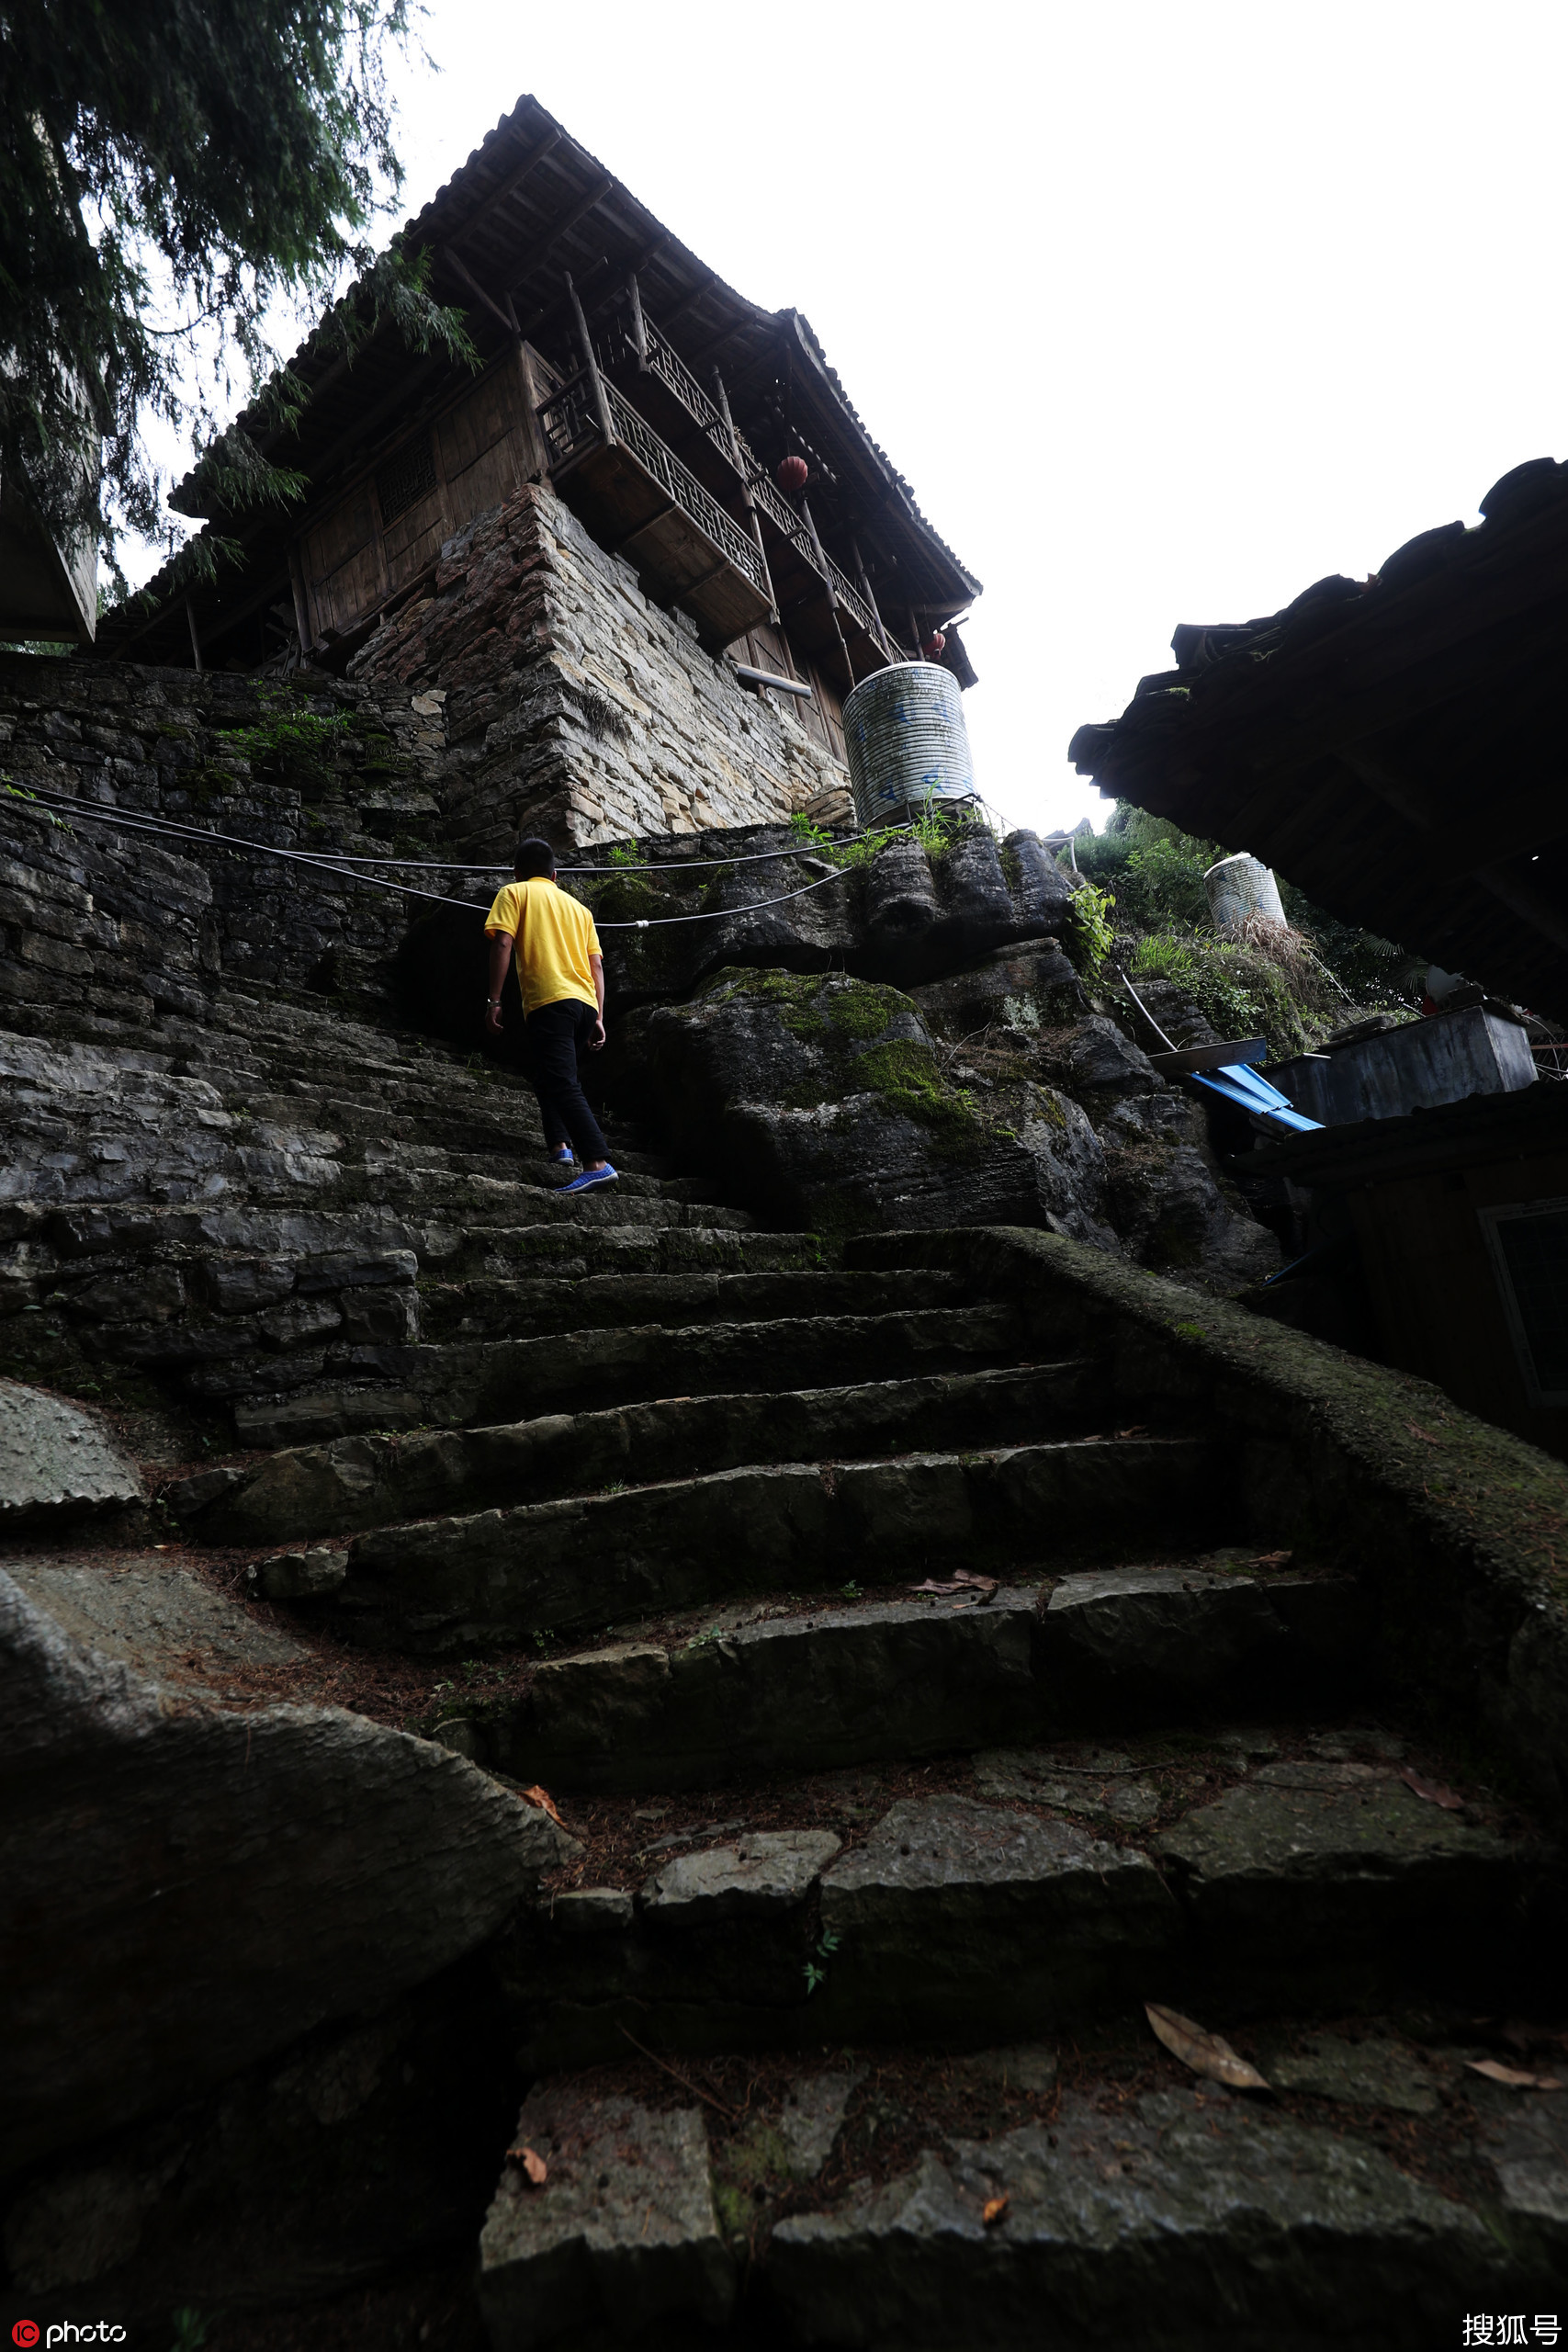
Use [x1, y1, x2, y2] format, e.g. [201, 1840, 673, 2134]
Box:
[627, 273, 649, 369]
[907, 605, 922, 662]
[286, 541, 312, 655]
[713, 368, 777, 623]
[803, 498, 855, 688]
[566, 272, 615, 449]
[185, 594, 203, 672]
[514, 340, 550, 480]
[849, 531, 895, 662]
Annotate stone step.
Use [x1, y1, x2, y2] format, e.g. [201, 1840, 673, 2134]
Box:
[25, 1200, 786, 1277]
[180, 1358, 1101, 1542]
[222, 1303, 1021, 1449]
[476, 2036, 1566, 2351]
[1, 1143, 737, 1233]
[438, 1567, 1367, 1793]
[415, 1265, 968, 1344]
[436, 1222, 819, 1282]
[329, 1434, 1224, 1650]
[495, 1755, 1545, 2074]
[228, 1094, 675, 1181]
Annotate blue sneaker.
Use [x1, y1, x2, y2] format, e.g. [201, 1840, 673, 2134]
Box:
[559, 1162, 618, 1193]
[548, 1145, 575, 1166]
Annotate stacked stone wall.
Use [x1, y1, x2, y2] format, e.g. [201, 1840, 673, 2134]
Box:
[0, 653, 452, 1021]
[350, 481, 852, 858]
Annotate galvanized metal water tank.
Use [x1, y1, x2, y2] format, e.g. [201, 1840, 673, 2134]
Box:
[843, 662, 975, 828]
[1205, 851, 1286, 929]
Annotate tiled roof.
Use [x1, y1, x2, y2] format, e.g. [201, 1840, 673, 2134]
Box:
[101, 95, 977, 663]
[1068, 458, 1568, 1016]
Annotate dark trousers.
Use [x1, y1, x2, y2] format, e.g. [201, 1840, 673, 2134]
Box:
[523, 997, 607, 1163]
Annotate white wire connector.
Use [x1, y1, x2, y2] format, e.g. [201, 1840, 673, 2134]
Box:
[636, 919, 649, 929]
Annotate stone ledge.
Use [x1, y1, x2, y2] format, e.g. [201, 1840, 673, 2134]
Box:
[845, 1226, 1568, 1816]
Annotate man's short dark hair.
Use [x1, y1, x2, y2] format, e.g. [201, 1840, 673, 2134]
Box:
[514, 837, 558, 880]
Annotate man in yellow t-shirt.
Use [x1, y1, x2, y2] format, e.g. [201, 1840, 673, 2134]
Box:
[484, 838, 617, 1193]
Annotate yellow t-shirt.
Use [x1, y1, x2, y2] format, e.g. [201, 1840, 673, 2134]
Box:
[485, 877, 603, 1016]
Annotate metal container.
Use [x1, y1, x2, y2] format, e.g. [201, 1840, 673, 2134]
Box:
[843, 662, 975, 827]
[1205, 851, 1286, 930]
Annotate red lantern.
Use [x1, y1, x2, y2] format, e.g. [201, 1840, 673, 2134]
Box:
[922, 631, 947, 659]
[776, 454, 809, 493]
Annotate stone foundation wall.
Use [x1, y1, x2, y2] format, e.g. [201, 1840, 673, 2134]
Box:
[0, 653, 449, 1018]
[350, 481, 852, 858]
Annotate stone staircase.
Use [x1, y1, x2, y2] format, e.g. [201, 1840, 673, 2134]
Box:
[5, 989, 1566, 2347]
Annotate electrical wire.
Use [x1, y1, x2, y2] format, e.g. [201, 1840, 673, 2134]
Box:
[4, 783, 865, 926]
[8, 785, 489, 911]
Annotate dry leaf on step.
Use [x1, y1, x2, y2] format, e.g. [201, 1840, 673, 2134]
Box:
[982, 2195, 1010, 2225]
[1145, 2003, 1270, 2091]
[507, 2144, 548, 2182]
[1398, 1766, 1463, 1811]
[521, 1784, 564, 1826]
[1466, 2059, 1562, 2091]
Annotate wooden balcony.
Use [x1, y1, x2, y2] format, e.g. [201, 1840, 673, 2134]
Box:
[593, 309, 907, 679]
[536, 372, 773, 649]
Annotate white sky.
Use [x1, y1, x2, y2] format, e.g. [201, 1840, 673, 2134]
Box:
[137, 0, 1568, 840]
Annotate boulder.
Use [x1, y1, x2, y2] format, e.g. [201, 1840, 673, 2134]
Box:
[394, 824, 1077, 1037]
[0, 1380, 142, 1524]
[910, 941, 1087, 1043]
[0, 1566, 574, 2177]
[0, 1958, 513, 2324]
[615, 968, 1118, 1243]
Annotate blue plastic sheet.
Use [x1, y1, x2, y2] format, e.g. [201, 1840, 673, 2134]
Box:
[1192, 1063, 1323, 1133]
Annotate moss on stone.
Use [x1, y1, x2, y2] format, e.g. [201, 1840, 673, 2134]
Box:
[826, 984, 902, 1040]
[851, 1040, 987, 1159]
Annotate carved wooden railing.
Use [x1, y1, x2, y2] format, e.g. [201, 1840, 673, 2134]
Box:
[602, 310, 903, 664]
[536, 372, 771, 605]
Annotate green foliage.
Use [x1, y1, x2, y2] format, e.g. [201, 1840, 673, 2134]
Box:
[1060, 878, 1117, 977]
[3, 781, 74, 832]
[1074, 806, 1226, 931]
[787, 811, 838, 848]
[220, 702, 355, 789]
[1079, 800, 1415, 1014]
[169, 2312, 209, 2352]
[1129, 933, 1322, 1055]
[3, 0, 475, 589]
[803, 1927, 840, 1996]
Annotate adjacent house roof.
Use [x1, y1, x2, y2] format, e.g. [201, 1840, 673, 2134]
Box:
[99, 94, 979, 668]
[1068, 457, 1568, 1017]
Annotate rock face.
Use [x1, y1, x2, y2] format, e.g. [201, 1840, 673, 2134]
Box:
[616, 968, 1119, 1243]
[0, 1566, 572, 2177]
[1, 1959, 514, 2320]
[395, 818, 1077, 1042]
[0, 1380, 141, 1522]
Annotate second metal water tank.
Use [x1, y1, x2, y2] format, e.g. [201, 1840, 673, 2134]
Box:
[843, 662, 975, 827]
